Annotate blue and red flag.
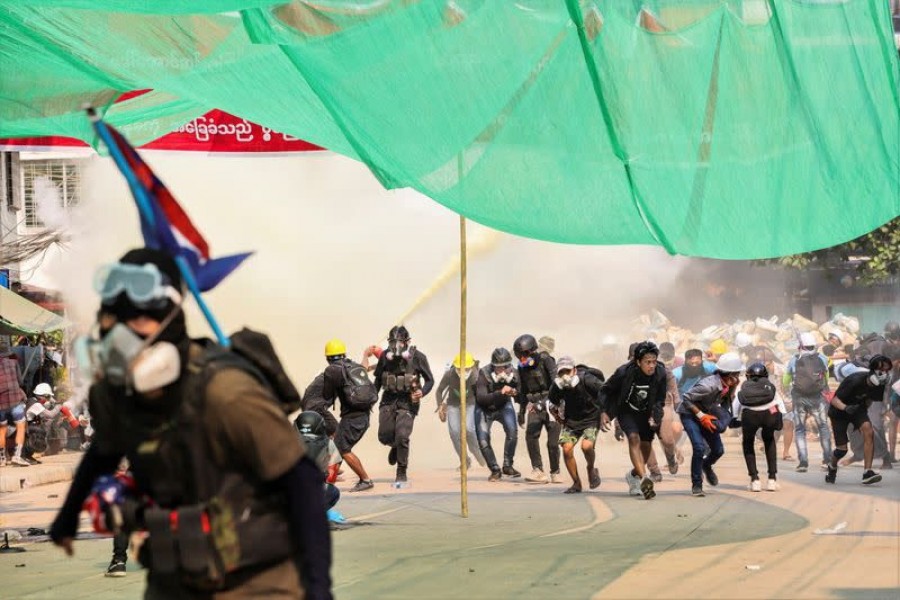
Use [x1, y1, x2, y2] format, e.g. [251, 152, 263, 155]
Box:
[91, 117, 251, 293]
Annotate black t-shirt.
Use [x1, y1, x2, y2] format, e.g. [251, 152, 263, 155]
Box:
[834, 371, 885, 409]
[549, 369, 602, 430]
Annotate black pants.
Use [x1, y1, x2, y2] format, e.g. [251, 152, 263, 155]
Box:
[113, 531, 128, 561]
[378, 404, 416, 469]
[741, 408, 779, 480]
[526, 409, 560, 473]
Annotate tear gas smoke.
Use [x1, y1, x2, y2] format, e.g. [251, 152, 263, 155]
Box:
[396, 228, 502, 326]
[38, 151, 705, 469]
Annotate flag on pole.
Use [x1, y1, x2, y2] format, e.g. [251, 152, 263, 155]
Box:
[95, 119, 251, 292]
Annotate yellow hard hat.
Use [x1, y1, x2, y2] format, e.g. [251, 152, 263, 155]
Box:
[709, 339, 728, 356]
[452, 351, 475, 369]
[324, 339, 347, 357]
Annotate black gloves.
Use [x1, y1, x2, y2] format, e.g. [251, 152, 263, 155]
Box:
[843, 403, 862, 416]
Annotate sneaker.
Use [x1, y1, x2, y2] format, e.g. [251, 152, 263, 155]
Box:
[588, 468, 601, 489]
[525, 468, 548, 484]
[749, 479, 762, 492]
[666, 455, 679, 475]
[349, 479, 374, 493]
[649, 470, 663, 483]
[766, 479, 779, 492]
[105, 559, 126, 577]
[10, 455, 30, 467]
[488, 470, 502, 482]
[24, 456, 41, 465]
[550, 471, 564, 484]
[881, 457, 893, 470]
[861, 470, 882, 485]
[825, 466, 837, 484]
[796, 462, 808, 473]
[692, 485, 705, 497]
[702, 464, 718, 486]
[640, 477, 656, 500]
[395, 468, 407, 483]
[502, 466, 521, 478]
[388, 448, 397, 466]
[625, 470, 642, 496]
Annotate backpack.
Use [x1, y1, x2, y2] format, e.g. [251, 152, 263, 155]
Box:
[341, 361, 378, 411]
[577, 364, 606, 383]
[792, 353, 827, 396]
[193, 327, 303, 415]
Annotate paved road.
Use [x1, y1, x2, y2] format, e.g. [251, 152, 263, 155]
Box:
[1, 437, 897, 599]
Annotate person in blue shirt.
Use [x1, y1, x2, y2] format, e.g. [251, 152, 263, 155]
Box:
[672, 349, 717, 400]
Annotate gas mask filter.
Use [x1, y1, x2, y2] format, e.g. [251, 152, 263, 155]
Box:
[554, 374, 580, 389]
[868, 371, 889, 386]
[75, 323, 181, 393]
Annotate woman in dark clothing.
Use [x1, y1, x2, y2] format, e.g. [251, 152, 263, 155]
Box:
[735, 362, 782, 492]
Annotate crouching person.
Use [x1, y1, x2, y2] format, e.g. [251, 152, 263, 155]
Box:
[49, 249, 332, 599]
[296, 411, 345, 522]
[549, 357, 605, 494]
[678, 352, 743, 497]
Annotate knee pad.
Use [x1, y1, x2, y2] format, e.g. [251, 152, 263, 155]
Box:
[832, 448, 848, 460]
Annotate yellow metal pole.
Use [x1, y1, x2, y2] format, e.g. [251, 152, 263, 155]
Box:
[459, 214, 469, 518]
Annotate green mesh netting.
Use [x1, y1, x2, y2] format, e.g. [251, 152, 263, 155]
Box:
[1, 0, 898, 258]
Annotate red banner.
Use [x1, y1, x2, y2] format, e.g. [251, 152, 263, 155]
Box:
[0, 109, 322, 153]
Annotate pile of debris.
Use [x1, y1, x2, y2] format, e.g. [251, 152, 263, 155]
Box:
[631, 310, 861, 362]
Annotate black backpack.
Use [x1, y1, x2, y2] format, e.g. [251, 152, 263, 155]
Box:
[341, 360, 378, 411]
[577, 364, 606, 383]
[193, 328, 303, 415]
[792, 353, 827, 396]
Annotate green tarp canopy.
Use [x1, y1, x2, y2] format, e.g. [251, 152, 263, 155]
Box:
[1, 0, 898, 258]
[0, 286, 67, 335]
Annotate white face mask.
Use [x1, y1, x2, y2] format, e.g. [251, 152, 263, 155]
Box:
[554, 374, 580, 389]
[491, 368, 513, 383]
[868, 371, 889, 386]
[77, 323, 181, 392]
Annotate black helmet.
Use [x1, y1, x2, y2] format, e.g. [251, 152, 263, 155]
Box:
[746, 362, 769, 380]
[388, 325, 410, 342]
[632, 340, 659, 362]
[294, 411, 326, 437]
[513, 334, 538, 358]
[491, 347, 513, 366]
[886, 321, 900, 339]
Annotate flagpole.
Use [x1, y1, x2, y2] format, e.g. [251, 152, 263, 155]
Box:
[88, 109, 231, 347]
[459, 213, 469, 519]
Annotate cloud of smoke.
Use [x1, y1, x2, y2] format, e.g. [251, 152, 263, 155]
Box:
[37, 150, 694, 469]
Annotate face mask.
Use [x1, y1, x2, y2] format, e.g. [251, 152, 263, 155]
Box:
[682, 364, 705, 379]
[554, 374, 580, 389]
[98, 324, 147, 386]
[868, 371, 889, 386]
[491, 369, 513, 383]
[78, 323, 181, 392]
[386, 341, 411, 361]
[131, 342, 181, 393]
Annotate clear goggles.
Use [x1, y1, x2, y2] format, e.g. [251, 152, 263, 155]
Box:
[93, 262, 182, 308]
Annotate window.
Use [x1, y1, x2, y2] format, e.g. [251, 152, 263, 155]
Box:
[21, 159, 83, 228]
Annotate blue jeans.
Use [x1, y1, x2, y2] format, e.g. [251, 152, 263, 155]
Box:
[682, 413, 725, 487]
[447, 404, 484, 466]
[792, 394, 832, 465]
[474, 402, 518, 471]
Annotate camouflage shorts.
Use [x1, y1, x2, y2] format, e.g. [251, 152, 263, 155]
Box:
[559, 426, 598, 446]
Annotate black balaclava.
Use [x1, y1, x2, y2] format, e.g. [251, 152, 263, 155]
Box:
[101, 248, 187, 345]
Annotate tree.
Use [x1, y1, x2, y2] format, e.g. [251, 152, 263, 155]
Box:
[760, 216, 900, 285]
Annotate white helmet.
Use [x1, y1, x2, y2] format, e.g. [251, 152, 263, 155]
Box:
[734, 332, 753, 349]
[799, 332, 817, 349]
[33, 383, 54, 397]
[715, 352, 744, 374]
